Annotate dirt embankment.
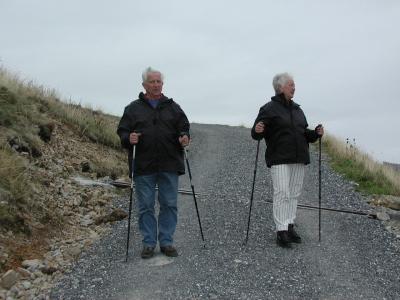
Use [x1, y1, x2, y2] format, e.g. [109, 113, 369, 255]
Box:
[0, 117, 129, 298]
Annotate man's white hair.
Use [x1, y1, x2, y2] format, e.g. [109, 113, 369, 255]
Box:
[272, 72, 293, 94]
[142, 67, 164, 83]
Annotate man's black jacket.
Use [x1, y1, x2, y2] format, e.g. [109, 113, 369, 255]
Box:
[251, 93, 319, 167]
[117, 92, 190, 176]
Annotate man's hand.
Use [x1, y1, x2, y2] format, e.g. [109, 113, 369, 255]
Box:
[255, 122, 265, 134]
[179, 135, 189, 147]
[129, 132, 142, 145]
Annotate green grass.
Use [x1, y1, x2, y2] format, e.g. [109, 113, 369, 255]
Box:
[330, 157, 397, 195]
[322, 134, 400, 196]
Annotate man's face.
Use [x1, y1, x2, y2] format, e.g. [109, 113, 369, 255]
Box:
[142, 72, 163, 98]
[281, 79, 295, 100]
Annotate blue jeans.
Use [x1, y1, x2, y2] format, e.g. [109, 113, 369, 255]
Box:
[134, 172, 178, 248]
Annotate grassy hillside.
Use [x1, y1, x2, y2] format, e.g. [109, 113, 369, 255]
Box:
[0, 67, 128, 272]
[322, 134, 400, 196]
[0, 68, 120, 149]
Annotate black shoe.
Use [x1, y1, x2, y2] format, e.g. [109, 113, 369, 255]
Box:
[141, 246, 155, 259]
[160, 245, 178, 257]
[288, 224, 302, 243]
[276, 231, 292, 248]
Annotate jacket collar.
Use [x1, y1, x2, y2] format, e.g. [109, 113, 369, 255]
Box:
[271, 93, 300, 108]
[138, 92, 172, 106]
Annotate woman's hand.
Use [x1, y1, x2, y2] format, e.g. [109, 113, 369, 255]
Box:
[255, 122, 265, 134]
[315, 125, 324, 137]
[179, 135, 190, 147]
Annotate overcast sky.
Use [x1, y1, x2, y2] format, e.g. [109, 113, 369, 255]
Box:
[1, 1, 399, 163]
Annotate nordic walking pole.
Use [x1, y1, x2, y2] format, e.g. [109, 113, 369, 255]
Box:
[126, 134, 139, 262]
[184, 147, 206, 247]
[318, 129, 322, 243]
[244, 139, 261, 245]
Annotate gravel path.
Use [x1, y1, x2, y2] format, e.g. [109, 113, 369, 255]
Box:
[51, 123, 400, 300]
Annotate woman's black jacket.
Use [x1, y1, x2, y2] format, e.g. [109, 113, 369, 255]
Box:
[117, 93, 190, 176]
[251, 94, 319, 167]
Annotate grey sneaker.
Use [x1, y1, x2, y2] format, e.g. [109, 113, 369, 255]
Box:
[160, 245, 178, 257]
[141, 246, 155, 259]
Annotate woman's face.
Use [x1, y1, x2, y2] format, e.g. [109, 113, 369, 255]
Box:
[281, 79, 295, 100]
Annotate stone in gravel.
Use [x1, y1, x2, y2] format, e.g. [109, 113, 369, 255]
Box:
[233, 259, 248, 264]
[33, 271, 43, 279]
[95, 208, 127, 225]
[377, 212, 390, 221]
[16, 267, 32, 279]
[384, 195, 400, 210]
[0, 269, 19, 289]
[9, 284, 19, 296]
[370, 195, 400, 211]
[386, 208, 400, 221]
[0, 252, 8, 265]
[64, 246, 81, 258]
[40, 266, 58, 275]
[21, 280, 32, 289]
[88, 229, 99, 240]
[22, 259, 42, 271]
[33, 277, 44, 285]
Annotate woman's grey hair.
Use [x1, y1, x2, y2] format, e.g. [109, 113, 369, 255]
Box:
[272, 72, 293, 94]
[142, 67, 164, 83]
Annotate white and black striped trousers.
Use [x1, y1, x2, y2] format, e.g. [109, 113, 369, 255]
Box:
[270, 163, 305, 231]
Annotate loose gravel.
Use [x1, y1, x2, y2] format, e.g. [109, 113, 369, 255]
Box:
[51, 123, 400, 300]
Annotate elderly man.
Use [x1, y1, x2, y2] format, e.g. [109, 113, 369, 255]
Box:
[251, 72, 324, 248]
[117, 67, 190, 258]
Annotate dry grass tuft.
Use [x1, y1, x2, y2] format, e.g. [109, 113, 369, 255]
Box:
[0, 145, 31, 233]
[0, 143, 30, 204]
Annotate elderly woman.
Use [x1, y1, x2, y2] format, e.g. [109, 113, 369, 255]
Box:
[251, 72, 324, 248]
